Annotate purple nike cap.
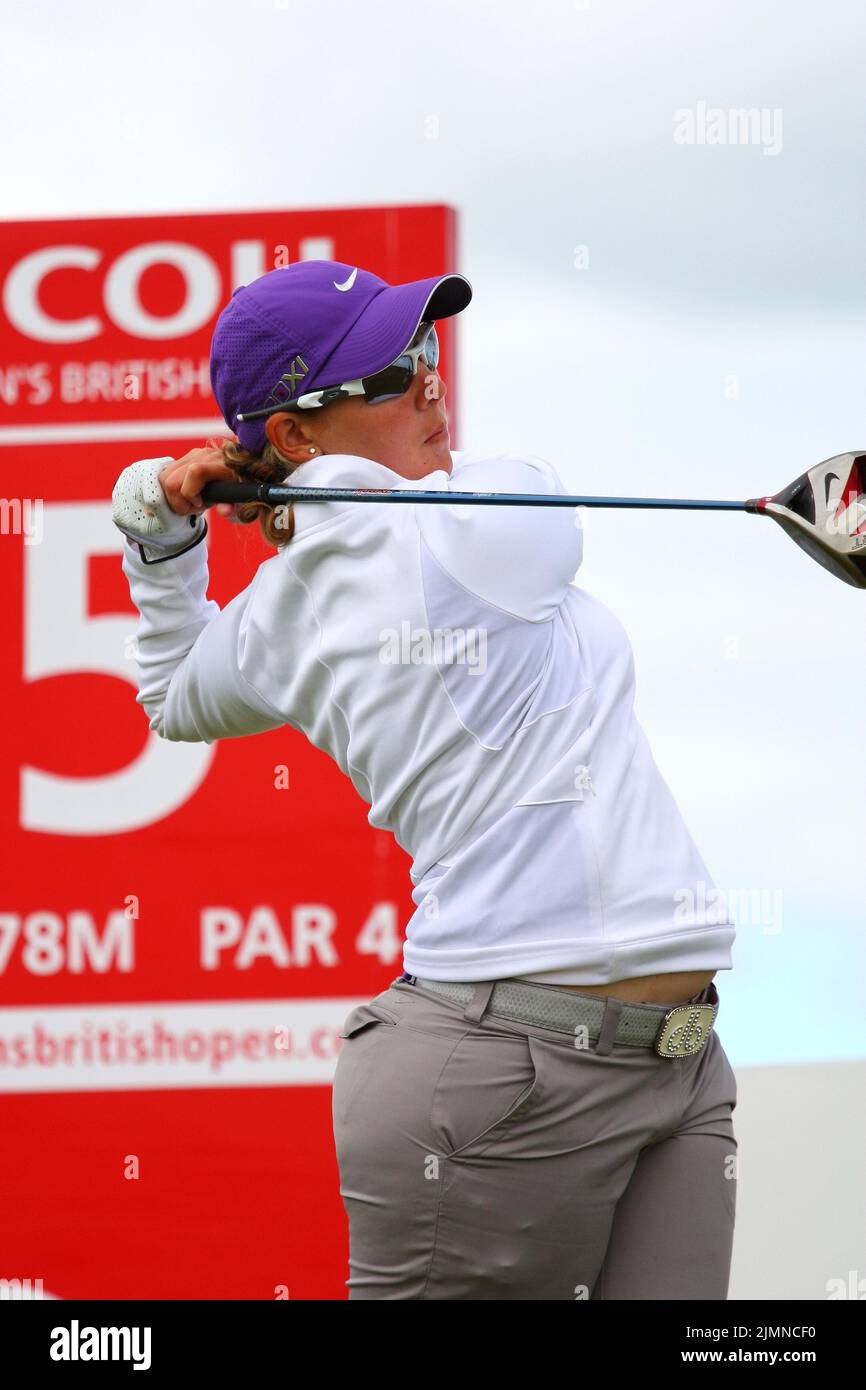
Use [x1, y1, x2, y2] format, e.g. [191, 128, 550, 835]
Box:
[209, 260, 473, 454]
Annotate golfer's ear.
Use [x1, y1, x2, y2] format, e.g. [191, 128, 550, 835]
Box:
[415, 454, 583, 621]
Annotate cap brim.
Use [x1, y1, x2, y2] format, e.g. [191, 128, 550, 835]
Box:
[314, 272, 472, 386]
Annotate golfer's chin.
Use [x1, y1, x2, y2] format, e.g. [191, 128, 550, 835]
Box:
[397, 440, 453, 481]
[421, 430, 453, 476]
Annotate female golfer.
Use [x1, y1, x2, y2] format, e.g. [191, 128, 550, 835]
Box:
[112, 259, 738, 1301]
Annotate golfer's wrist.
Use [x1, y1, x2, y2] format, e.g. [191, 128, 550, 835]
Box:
[124, 515, 208, 564]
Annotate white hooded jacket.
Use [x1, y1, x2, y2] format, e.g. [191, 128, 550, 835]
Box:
[120, 448, 736, 983]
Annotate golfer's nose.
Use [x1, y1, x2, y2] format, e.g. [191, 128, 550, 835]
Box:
[416, 361, 446, 406]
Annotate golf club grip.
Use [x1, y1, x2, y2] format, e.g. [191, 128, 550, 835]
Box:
[201, 481, 267, 504]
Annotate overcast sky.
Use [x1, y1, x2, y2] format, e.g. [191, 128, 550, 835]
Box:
[3, 0, 865, 1059]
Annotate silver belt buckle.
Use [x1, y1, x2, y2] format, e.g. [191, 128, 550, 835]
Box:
[654, 1002, 716, 1058]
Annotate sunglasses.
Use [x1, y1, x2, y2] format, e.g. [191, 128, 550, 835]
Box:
[236, 320, 440, 423]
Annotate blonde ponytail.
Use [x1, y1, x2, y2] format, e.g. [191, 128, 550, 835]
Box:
[211, 436, 298, 549]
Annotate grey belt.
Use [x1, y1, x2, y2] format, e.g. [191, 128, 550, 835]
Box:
[405, 976, 719, 1059]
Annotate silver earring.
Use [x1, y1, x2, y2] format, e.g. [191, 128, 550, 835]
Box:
[309, 447, 316, 454]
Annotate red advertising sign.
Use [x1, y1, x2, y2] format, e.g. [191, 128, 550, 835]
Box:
[0, 205, 461, 1299]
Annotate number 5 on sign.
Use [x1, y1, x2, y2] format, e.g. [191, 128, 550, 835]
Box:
[22, 502, 214, 835]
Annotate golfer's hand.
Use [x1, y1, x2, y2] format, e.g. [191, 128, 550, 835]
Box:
[158, 446, 238, 516]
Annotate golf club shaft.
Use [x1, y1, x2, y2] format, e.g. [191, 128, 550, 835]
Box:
[201, 481, 751, 511]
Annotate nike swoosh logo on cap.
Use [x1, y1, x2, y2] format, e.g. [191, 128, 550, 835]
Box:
[334, 267, 358, 292]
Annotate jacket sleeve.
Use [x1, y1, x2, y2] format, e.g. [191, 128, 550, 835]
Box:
[415, 454, 584, 621]
[120, 531, 288, 744]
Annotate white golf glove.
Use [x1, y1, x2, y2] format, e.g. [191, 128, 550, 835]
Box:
[112, 457, 207, 563]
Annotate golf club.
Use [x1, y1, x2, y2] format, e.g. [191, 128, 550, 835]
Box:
[201, 451, 866, 590]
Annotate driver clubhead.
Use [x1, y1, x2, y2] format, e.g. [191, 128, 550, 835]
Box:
[746, 452, 866, 588]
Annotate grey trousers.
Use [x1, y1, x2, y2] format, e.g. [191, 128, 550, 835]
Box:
[331, 975, 738, 1300]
